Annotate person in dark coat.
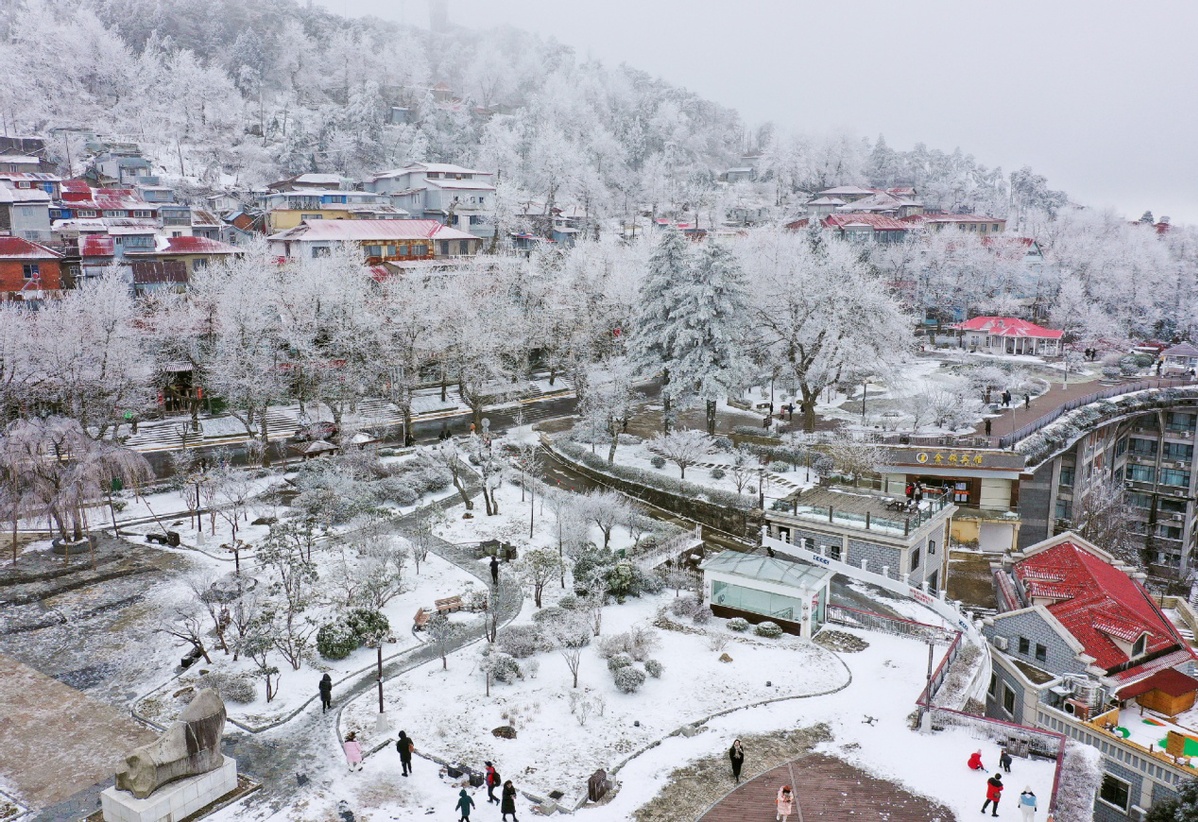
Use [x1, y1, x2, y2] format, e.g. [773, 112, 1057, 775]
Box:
[1002, 389, 1011, 407]
[913, 482, 923, 504]
[501, 779, 518, 821]
[1024, 393, 1030, 409]
[984, 418, 992, 436]
[485, 761, 500, 804]
[982, 773, 1004, 816]
[396, 730, 414, 776]
[999, 747, 1012, 773]
[729, 739, 745, 782]
[318, 673, 332, 713]
[490, 555, 500, 586]
[455, 788, 476, 821]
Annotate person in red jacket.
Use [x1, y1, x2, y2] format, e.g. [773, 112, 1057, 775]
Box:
[981, 772, 1004, 816]
[967, 749, 985, 771]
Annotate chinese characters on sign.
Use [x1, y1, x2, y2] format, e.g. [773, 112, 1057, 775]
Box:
[915, 452, 984, 466]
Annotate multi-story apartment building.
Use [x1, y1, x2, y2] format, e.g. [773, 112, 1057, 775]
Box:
[1020, 405, 1198, 579]
[983, 532, 1198, 820]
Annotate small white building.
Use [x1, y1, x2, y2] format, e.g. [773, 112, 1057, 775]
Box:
[701, 550, 833, 638]
[364, 162, 496, 239]
[1160, 342, 1198, 376]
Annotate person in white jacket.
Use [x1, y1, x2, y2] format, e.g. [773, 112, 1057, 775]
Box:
[1018, 787, 1037, 821]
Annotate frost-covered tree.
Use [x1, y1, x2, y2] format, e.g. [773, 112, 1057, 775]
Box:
[629, 230, 693, 432]
[579, 357, 642, 464]
[650, 429, 713, 480]
[519, 548, 563, 608]
[1146, 778, 1198, 822]
[583, 489, 633, 550]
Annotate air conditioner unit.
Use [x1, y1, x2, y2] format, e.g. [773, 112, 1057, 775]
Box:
[1063, 698, 1091, 721]
[1173, 513, 1185, 522]
[992, 636, 1009, 651]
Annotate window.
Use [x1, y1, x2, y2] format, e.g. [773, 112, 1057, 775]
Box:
[1128, 438, 1157, 457]
[1167, 413, 1197, 433]
[1127, 464, 1155, 483]
[1132, 634, 1147, 657]
[928, 539, 936, 555]
[1164, 442, 1194, 461]
[1161, 468, 1190, 487]
[300, 214, 323, 221]
[988, 673, 997, 697]
[1059, 466, 1075, 487]
[21, 263, 39, 279]
[1055, 499, 1072, 520]
[364, 245, 382, 258]
[1002, 684, 1016, 716]
[1035, 643, 1047, 662]
[78, 209, 97, 218]
[910, 547, 920, 571]
[311, 246, 330, 258]
[103, 210, 124, 217]
[1159, 525, 1183, 540]
[192, 258, 208, 271]
[1099, 774, 1130, 812]
[1018, 637, 1030, 655]
[133, 210, 153, 218]
[1127, 492, 1153, 509]
[411, 244, 428, 256]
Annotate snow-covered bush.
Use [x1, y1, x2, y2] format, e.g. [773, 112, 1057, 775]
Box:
[197, 671, 256, 704]
[669, 595, 710, 623]
[481, 650, 522, 684]
[650, 455, 666, 469]
[532, 606, 567, 625]
[316, 620, 360, 660]
[402, 457, 454, 494]
[709, 467, 726, 480]
[728, 617, 750, 632]
[768, 460, 789, 472]
[373, 477, 419, 505]
[599, 625, 661, 661]
[691, 604, 713, 625]
[606, 652, 633, 672]
[1052, 741, 1103, 822]
[497, 624, 551, 658]
[754, 621, 784, 638]
[345, 609, 390, 644]
[712, 436, 733, 451]
[644, 659, 664, 678]
[557, 594, 579, 610]
[613, 665, 646, 693]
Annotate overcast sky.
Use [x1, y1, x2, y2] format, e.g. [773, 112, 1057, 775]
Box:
[318, 0, 1198, 225]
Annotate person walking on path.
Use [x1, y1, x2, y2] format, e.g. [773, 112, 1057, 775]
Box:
[999, 747, 1012, 773]
[775, 785, 794, 822]
[1002, 389, 1012, 407]
[1018, 787, 1037, 821]
[1024, 392, 1031, 409]
[342, 732, 362, 772]
[982, 773, 1004, 816]
[501, 779, 519, 821]
[984, 418, 992, 436]
[913, 482, 923, 505]
[485, 762, 500, 804]
[396, 730, 414, 776]
[318, 673, 332, 713]
[967, 750, 985, 771]
[490, 555, 500, 587]
[455, 788, 476, 821]
[729, 739, 745, 783]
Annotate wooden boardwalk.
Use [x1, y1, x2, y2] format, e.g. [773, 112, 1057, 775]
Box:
[699, 753, 955, 822]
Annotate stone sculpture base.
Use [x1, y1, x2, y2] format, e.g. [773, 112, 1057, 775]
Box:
[101, 756, 237, 822]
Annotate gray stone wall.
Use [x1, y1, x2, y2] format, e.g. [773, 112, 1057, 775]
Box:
[1018, 460, 1056, 550]
[984, 657, 1027, 722]
[1092, 758, 1144, 822]
[847, 539, 902, 580]
[983, 611, 1089, 677]
[790, 528, 845, 558]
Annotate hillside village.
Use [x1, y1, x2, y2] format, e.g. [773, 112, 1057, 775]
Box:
[4, 2, 1198, 822]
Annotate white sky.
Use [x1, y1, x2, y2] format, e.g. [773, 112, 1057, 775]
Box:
[319, 0, 1198, 225]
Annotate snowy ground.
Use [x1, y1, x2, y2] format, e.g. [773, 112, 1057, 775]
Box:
[209, 627, 1055, 822]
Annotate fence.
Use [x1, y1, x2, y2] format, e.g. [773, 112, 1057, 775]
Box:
[998, 380, 1168, 449]
[826, 604, 956, 645]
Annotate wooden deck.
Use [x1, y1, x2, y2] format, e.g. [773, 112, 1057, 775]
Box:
[698, 753, 955, 821]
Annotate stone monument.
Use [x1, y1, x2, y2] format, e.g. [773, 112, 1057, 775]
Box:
[102, 688, 238, 822]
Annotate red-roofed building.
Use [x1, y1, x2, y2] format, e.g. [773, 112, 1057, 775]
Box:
[266, 219, 482, 263]
[982, 532, 1198, 817]
[954, 316, 1063, 356]
[0, 236, 63, 300]
[126, 235, 242, 293]
[903, 212, 1006, 235]
[785, 213, 910, 244]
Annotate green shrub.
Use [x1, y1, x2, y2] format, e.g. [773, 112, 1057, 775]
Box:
[613, 666, 646, 693]
[557, 594, 579, 610]
[754, 621, 784, 639]
[709, 467, 726, 480]
[650, 455, 666, 469]
[607, 652, 634, 672]
[346, 609, 390, 644]
[728, 617, 750, 632]
[644, 659, 664, 678]
[197, 671, 256, 704]
[316, 620, 361, 660]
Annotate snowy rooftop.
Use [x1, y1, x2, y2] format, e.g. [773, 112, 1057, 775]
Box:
[268, 219, 477, 242]
[701, 550, 834, 588]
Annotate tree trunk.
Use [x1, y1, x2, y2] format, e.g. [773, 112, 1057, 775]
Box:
[706, 399, 717, 436]
[661, 369, 671, 433]
[801, 384, 818, 433]
[259, 415, 272, 467]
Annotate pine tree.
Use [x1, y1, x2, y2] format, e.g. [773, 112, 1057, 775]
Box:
[629, 229, 693, 433]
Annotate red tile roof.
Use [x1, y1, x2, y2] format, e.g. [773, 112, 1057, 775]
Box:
[786, 214, 911, 232]
[954, 316, 1063, 340]
[79, 234, 115, 257]
[0, 236, 62, 259]
[156, 236, 239, 255]
[1014, 541, 1188, 671]
[1115, 668, 1198, 700]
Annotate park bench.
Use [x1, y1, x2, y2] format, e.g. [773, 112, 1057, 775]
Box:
[145, 531, 180, 546]
[435, 595, 463, 614]
[413, 607, 431, 631]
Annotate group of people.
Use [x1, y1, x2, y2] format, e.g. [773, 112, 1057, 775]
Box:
[904, 480, 926, 510]
[728, 739, 794, 821]
[967, 748, 1038, 819]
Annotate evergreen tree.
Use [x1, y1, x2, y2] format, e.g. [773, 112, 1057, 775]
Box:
[1146, 778, 1198, 822]
[629, 229, 693, 432]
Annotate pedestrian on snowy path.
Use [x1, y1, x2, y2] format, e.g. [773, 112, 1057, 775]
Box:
[485, 762, 500, 804]
[342, 732, 362, 772]
[1024, 393, 1030, 409]
[968, 749, 985, 771]
[501, 779, 519, 821]
[456, 788, 476, 821]
[999, 747, 1012, 773]
[729, 739, 745, 782]
[775, 785, 794, 821]
[1018, 787, 1037, 821]
[981, 773, 1003, 816]
[1002, 389, 1012, 407]
[396, 730, 414, 776]
[490, 555, 500, 587]
[318, 673, 332, 713]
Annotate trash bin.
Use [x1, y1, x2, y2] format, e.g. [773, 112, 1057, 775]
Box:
[167, 531, 180, 547]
